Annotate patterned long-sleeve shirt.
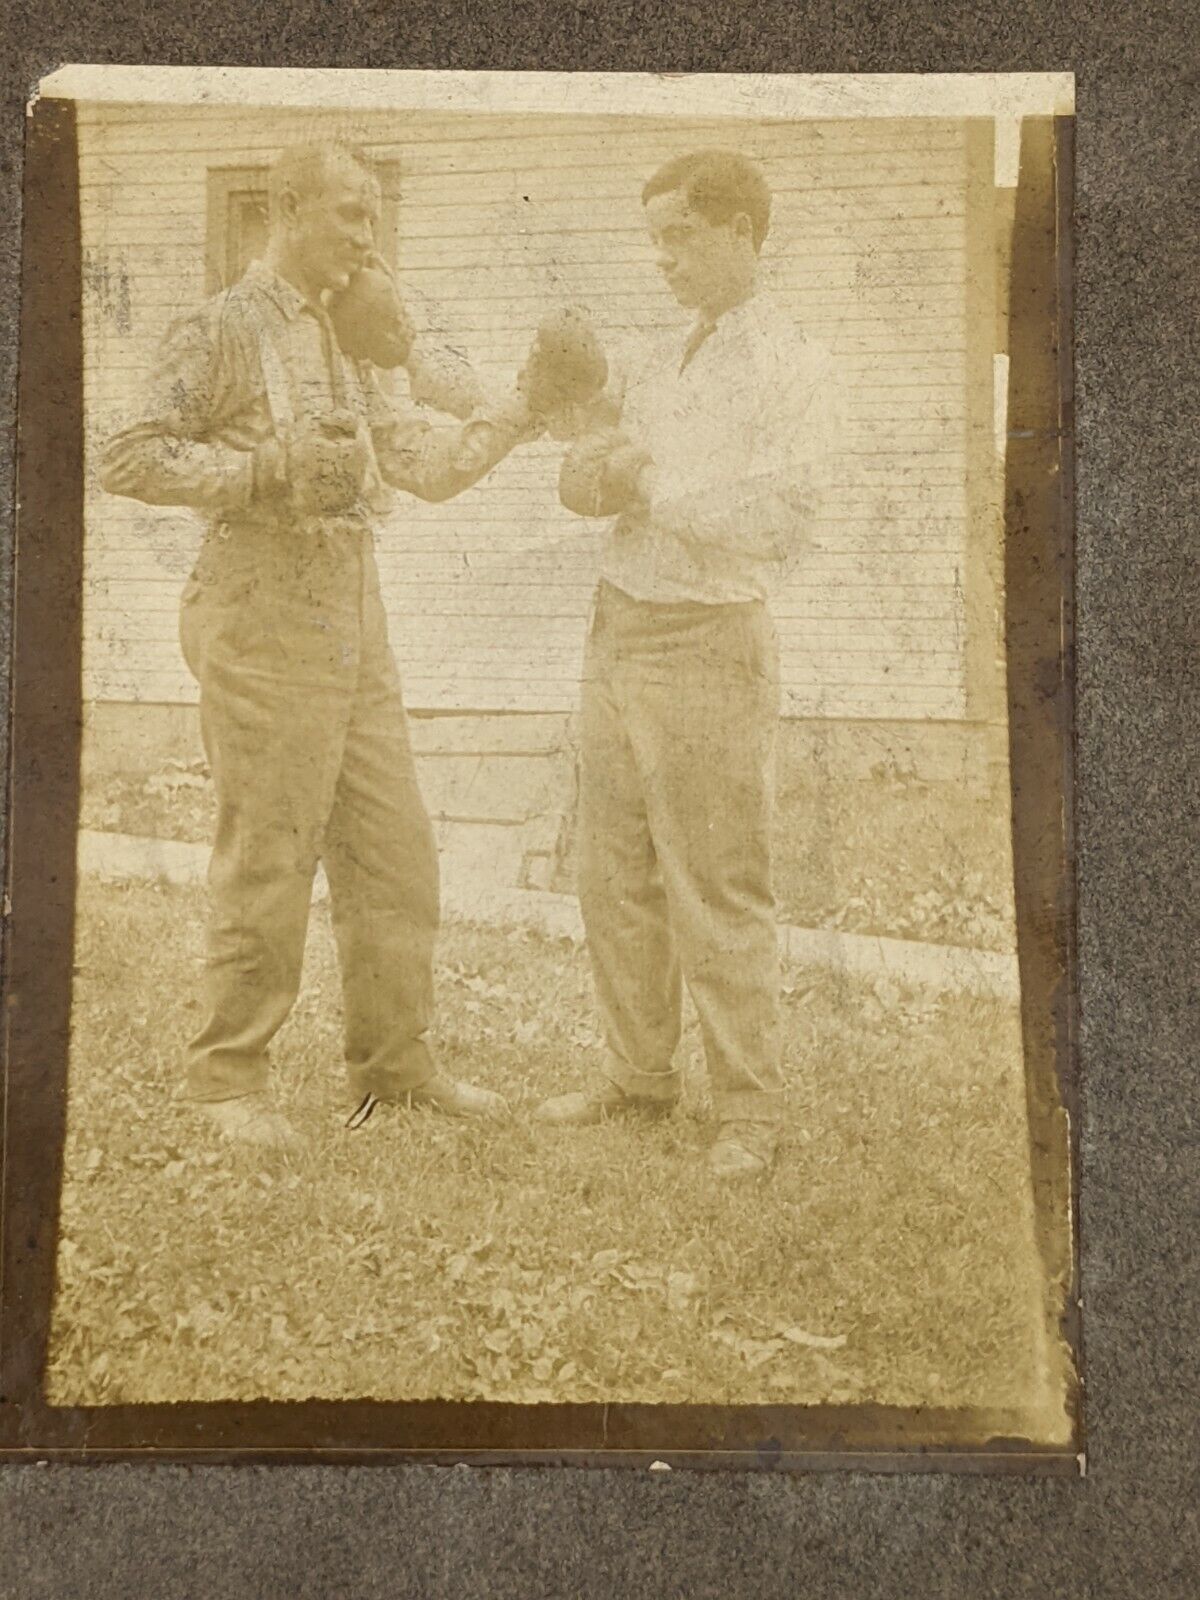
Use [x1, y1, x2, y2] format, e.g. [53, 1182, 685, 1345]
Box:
[100, 259, 531, 525]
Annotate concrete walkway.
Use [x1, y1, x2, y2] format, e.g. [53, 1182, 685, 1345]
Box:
[76, 829, 1020, 1002]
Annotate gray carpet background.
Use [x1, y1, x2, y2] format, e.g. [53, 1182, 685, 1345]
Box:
[1, 6, 1197, 1596]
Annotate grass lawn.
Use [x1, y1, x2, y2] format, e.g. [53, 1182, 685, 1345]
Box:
[48, 877, 1067, 1433]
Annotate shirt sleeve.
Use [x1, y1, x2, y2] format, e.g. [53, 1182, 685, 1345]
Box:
[98, 302, 258, 514]
[642, 335, 839, 564]
[363, 367, 538, 503]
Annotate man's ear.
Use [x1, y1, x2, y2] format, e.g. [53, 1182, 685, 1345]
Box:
[732, 211, 754, 244]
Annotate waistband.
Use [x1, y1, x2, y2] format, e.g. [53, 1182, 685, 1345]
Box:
[588, 581, 776, 669]
[593, 578, 765, 620]
[210, 510, 376, 546]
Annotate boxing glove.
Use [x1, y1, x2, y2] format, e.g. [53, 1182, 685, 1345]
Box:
[518, 307, 609, 422]
[559, 426, 652, 518]
[327, 257, 417, 369]
[254, 409, 371, 516]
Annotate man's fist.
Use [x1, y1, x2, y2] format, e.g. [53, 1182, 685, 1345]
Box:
[328, 257, 416, 369]
[518, 307, 609, 422]
[254, 410, 372, 516]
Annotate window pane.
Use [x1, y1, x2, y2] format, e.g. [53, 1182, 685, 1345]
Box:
[226, 191, 269, 283]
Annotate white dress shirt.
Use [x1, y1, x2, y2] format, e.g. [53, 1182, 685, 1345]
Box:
[599, 293, 839, 606]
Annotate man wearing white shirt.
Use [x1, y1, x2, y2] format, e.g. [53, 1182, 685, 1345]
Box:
[536, 149, 839, 1179]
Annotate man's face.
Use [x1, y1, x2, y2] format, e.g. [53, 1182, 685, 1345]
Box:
[644, 188, 749, 311]
[289, 155, 381, 294]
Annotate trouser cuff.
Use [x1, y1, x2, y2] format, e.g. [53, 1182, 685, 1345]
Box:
[596, 1050, 682, 1104]
[348, 1039, 437, 1102]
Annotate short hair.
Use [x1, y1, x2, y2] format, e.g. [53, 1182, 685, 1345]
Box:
[267, 142, 377, 224]
[641, 149, 772, 251]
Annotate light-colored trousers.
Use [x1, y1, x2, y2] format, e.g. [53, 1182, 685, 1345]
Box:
[578, 580, 785, 1126]
[180, 517, 439, 1105]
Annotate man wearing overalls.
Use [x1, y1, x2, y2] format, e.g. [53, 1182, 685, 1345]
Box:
[535, 150, 840, 1180]
[101, 143, 548, 1149]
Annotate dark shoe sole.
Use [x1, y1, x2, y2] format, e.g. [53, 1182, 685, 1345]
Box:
[349, 1089, 509, 1125]
[346, 1093, 378, 1129]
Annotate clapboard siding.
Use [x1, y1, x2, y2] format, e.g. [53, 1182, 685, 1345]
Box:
[78, 105, 983, 718]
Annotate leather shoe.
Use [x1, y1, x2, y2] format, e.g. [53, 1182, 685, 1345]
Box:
[405, 1074, 510, 1121]
[708, 1122, 777, 1180]
[198, 1092, 301, 1152]
[534, 1083, 677, 1127]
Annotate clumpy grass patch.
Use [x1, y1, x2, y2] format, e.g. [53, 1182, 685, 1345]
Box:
[49, 878, 1064, 1427]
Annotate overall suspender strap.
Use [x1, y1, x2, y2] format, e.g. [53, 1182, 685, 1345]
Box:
[316, 313, 349, 411]
[257, 323, 296, 434]
[256, 298, 388, 520]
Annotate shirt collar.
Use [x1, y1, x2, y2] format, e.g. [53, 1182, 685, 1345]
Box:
[687, 288, 768, 348]
[242, 258, 319, 322]
[714, 289, 769, 336]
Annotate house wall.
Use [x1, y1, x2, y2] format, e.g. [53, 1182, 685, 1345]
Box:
[77, 104, 1000, 722]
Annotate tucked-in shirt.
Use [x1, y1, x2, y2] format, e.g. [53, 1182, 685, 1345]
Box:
[598, 293, 841, 605]
[100, 259, 529, 525]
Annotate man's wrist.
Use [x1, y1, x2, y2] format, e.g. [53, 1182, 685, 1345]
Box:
[486, 390, 545, 443]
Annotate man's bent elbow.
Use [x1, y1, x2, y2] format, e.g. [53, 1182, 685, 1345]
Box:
[396, 474, 466, 505]
[98, 444, 147, 501]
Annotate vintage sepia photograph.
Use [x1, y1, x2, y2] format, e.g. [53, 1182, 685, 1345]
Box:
[13, 67, 1077, 1457]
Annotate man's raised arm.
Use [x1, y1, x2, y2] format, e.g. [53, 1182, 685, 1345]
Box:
[556, 336, 840, 565]
[366, 375, 542, 505]
[643, 340, 839, 555]
[371, 304, 613, 505]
